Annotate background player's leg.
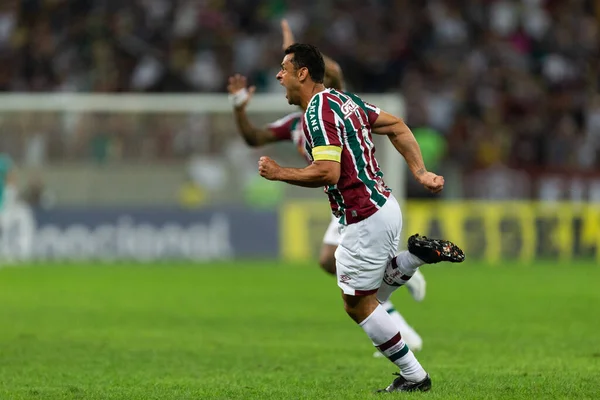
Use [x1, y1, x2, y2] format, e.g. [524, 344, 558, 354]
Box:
[342, 292, 427, 383]
[318, 243, 337, 275]
[404, 269, 426, 302]
[319, 216, 340, 275]
[376, 300, 423, 353]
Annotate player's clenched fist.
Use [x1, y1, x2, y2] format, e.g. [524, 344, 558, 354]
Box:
[418, 172, 445, 194]
[258, 156, 281, 180]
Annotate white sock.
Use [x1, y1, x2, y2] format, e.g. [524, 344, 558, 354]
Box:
[395, 251, 424, 275]
[381, 300, 423, 350]
[377, 251, 424, 304]
[359, 305, 427, 382]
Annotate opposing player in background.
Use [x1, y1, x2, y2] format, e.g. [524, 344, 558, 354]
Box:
[258, 43, 464, 392]
[228, 20, 425, 352]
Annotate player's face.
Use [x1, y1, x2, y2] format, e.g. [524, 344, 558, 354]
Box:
[276, 54, 301, 105]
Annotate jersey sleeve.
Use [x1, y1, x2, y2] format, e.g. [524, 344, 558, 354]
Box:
[346, 92, 380, 126]
[306, 94, 343, 162]
[363, 101, 380, 126]
[267, 112, 302, 141]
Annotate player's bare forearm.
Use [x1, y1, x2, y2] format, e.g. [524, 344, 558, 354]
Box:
[373, 111, 427, 180]
[233, 107, 276, 147]
[387, 130, 427, 180]
[259, 158, 340, 188]
[279, 162, 339, 187]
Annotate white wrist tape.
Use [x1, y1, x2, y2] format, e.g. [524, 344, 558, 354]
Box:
[228, 88, 249, 107]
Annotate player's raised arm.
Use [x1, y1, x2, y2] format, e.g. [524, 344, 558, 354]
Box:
[281, 19, 343, 90]
[373, 111, 444, 194]
[227, 74, 278, 147]
[323, 59, 343, 91]
[281, 19, 295, 50]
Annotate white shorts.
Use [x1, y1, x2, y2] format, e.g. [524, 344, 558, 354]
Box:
[334, 195, 402, 296]
[322, 214, 341, 246]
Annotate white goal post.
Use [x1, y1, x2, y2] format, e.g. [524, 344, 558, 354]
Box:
[0, 92, 406, 203]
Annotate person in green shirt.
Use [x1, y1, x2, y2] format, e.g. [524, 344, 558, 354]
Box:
[412, 127, 446, 172]
[410, 127, 447, 199]
[0, 154, 17, 211]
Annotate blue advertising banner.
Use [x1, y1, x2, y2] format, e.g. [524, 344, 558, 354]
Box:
[0, 204, 279, 261]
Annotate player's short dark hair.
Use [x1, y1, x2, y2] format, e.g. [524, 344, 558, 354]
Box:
[284, 43, 325, 84]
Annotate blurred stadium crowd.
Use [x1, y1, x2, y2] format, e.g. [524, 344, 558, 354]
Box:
[0, 0, 599, 179]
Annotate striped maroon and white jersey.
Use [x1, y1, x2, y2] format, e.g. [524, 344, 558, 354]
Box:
[267, 111, 310, 162]
[302, 89, 391, 225]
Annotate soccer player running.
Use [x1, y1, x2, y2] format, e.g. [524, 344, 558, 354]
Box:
[228, 20, 426, 352]
[258, 44, 465, 392]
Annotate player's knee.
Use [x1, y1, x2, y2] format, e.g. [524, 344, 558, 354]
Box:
[343, 301, 361, 322]
[318, 255, 336, 275]
[318, 245, 337, 275]
[342, 293, 379, 323]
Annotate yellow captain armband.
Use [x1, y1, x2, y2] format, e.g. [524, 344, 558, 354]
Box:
[312, 146, 342, 162]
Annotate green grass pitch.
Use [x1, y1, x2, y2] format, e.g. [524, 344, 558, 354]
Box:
[0, 260, 599, 399]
